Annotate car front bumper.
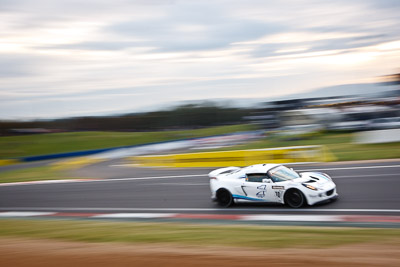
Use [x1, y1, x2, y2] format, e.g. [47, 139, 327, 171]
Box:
[306, 187, 338, 206]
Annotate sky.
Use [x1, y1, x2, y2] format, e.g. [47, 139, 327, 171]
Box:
[1, 0, 400, 120]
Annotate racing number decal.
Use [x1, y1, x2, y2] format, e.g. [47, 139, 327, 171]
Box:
[257, 185, 267, 190]
[256, 184, 267, 199]
[272, 185, 284, 200]
[256, 191, 266, 198]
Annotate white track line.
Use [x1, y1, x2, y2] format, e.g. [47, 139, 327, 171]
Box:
[93, 213, 177, 219]
[1, 212, 398, 223]
[105, 164, 400, 182]
[297, 164, 400, 172]
[0, 211, 56, 217]
[1, 172, 397, 188]
[1, 164, 399, 187]
[1, 207, 400, 213]
[0, 179, 95, 187]
[332, 174, 399, 179]
[241, 215, 342, 221]
[102, 174, 206, 181]
[0, 174, 206, 187]
[139, 183, 209, 186]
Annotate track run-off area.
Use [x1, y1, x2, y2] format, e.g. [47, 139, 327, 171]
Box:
[0, 159, 400, 226]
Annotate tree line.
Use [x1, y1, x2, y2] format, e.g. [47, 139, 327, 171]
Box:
[0, 103, 253, 136]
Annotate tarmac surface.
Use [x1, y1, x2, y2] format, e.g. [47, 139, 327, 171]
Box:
[0, 159, 399, 216]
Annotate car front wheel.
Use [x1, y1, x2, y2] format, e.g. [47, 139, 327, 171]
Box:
[284, 189, 305, 208]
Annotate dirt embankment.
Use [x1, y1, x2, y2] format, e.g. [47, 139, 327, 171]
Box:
[1, 238, 399, 267]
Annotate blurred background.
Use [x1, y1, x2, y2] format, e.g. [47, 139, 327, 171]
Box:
[1, 73, 399, 162]
[0, 0, 400, 163]
[1, 2, 400, 266]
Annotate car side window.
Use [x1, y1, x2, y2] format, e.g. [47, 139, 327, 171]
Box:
[246, 173, 268, 183]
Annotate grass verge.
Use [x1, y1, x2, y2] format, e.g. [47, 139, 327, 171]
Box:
[1, 126, 400, 163]
[0, 124, 255, 159]
[0, 219, 399, 248]
[0, 165, 83, 183]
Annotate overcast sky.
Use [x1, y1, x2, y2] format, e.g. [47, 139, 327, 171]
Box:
[1, 0, 400, 120]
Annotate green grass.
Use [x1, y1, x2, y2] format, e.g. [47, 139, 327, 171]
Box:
[0, 124, 255, 159]
[0, 165, 82, 183]
[0, 219, 399, 248]
[1, 126, 400, 162]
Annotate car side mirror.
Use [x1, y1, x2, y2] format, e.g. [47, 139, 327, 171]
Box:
[262, 179, 272, 183]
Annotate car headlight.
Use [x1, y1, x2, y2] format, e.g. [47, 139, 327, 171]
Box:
[302, 183, 318, 191]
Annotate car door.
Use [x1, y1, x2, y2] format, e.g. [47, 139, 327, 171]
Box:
[241, 173, 275, 202]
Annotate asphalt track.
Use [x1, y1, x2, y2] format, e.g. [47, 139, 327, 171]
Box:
[0, 159, 400, 216]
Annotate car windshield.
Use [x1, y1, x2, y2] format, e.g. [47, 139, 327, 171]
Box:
[268, 165, 300, 182]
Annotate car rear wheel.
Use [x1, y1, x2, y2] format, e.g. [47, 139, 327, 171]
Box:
[284, 189, 305, 208]
[216, 189, 234, 207]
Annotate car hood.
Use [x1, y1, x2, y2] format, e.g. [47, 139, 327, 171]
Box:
[298, 172, 332, 185]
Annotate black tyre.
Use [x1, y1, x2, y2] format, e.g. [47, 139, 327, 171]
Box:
[284, 189, 305, 208]
[216, 189, 234, 207]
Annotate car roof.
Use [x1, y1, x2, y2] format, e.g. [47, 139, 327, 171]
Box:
[242, 164, 281, 173]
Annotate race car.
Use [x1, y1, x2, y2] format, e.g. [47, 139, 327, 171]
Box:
[209, 164, 338, 208]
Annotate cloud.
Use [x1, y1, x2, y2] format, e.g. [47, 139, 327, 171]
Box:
[44, 41, 144, 51]
[0, 56, 32, 78]
[106, 2, 285, 52]
[0, 54, 53, 78]
[1, 0, 400, 119]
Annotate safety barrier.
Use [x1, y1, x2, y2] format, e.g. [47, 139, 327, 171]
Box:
[0, 159, 20, 167]
[131, 145, 335, 168]
[21, 148, 113, 162]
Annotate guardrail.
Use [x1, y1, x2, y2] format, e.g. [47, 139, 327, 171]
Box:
[131, 145, 335, 168]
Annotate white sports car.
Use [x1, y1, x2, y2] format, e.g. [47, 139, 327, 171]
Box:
[209, 164, 338, 208]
